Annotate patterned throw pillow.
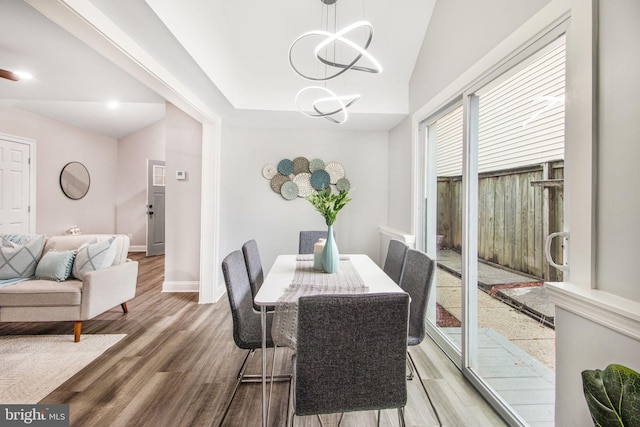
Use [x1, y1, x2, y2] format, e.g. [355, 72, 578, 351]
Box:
[35, 250, 76, 282]
[0, 235, 46, 279]
[72, 237, 117, 280]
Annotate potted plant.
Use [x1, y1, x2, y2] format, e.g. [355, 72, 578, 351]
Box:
[306, 188, 351, 273]
[582, 363, 640, 426]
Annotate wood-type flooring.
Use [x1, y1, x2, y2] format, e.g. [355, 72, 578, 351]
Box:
[0, 253, 507, 426]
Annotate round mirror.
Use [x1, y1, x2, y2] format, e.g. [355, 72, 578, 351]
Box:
[60, 162, 90, 200]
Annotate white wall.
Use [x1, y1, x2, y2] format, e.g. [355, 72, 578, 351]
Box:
[117, 119, 166, 248]
[555, 308, 640, 426]
[387, 116, 413, 233]
[163, 103, 202, 288]
[596, 0, 640, 302]
[0, 107, 118, 236]
[220, 126, 389, 271]
[554, 0, 640, 424]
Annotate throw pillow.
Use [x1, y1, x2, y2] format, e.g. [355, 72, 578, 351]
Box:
[0, 235, 46, 279]
[35, 250, 76, 282]
[72, 237, 117, 279]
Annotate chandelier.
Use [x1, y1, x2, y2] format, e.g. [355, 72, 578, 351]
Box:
[289, 0, 381, 124]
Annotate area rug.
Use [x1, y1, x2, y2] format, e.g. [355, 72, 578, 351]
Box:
[0, 334, 126, 404]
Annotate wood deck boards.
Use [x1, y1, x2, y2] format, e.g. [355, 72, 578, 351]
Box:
[0, 253, 508, 426]
[442, 328, 555, 427]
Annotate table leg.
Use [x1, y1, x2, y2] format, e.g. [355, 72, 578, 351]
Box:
[261, 306, 267, 427]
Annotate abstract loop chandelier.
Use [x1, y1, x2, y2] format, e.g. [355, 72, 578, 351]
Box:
[295, 86, 360, 124]
[289, 0, 381, 124]
[289, 20, 382, 82]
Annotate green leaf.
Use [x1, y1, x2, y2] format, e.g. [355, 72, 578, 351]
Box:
[305, 189, 351, 226]
[582, 364, 640, 427]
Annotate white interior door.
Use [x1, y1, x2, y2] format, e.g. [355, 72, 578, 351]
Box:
[146, 160, 165, 256]
[0, 135, 33, 234]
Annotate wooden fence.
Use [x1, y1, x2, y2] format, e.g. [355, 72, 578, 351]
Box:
[437, 161, 564, 281]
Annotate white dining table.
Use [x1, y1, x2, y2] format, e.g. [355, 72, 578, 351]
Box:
[253, 254, 406, 426]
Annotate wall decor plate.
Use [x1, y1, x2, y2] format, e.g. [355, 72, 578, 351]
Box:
[308, 158, 325, 173]
[293, 173, 314, 197]
[262, 164, 277, 179]
[270, 173, 290, 193]
[292, 157, 310, 174]
[336, 177, 351, 192]
[325, 162, 345, 184]
[310, 169, 331, 190]
[277, 159, 294, 176]
[280, 181, 299, 200]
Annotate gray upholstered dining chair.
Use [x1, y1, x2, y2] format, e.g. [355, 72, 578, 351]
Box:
[298, 230, 335, 254]
[241, 239, 273, 312]
[287, 293, 410, 426]
[399, 248, 435, 380]
[220, 250, 289, 423]
[383, 239, 409, 285]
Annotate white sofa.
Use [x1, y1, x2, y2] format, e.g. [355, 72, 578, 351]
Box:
[0, 234, 138, 342]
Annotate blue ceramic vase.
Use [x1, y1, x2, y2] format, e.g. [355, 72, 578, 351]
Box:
[322, 225, 339, 273]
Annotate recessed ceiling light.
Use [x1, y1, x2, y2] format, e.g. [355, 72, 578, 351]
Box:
[107, 101, 119, 109]
[14, 71, 33, 80]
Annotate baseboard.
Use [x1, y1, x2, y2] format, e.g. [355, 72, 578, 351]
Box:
[129, 245, 146, 252]
[162, 281, 200, 293]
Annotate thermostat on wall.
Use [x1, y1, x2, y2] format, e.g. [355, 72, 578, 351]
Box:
[176, 170, 187, 180]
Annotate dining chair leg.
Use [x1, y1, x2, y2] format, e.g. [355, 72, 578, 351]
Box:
[217, 352, 251, 427]
[267, 346, 281, 426]
[236, 349, 255, 381]
[287, 368, 295, 427]
[236, 347, 290, 383]
[406, 351, 416, 380]
[397, 407, 406, 427]
[377, 409, 381, 427]
[407, 351, 443, 427]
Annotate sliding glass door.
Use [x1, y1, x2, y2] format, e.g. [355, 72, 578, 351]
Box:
[421, 33, 566, 426]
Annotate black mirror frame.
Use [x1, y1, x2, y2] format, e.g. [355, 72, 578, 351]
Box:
[59, 161, 90, 200]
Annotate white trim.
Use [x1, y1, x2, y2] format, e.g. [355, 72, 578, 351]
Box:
[199, 122, 222, 304]
[377, 226, 415, 246]
[461, 93, 479, 372]
[128, 245, 146, 253]
[162, 281, 200, 293]
[546, 282, 640, 341]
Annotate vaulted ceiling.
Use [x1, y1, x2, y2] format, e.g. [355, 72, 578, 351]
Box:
[0, 0, 435, 136]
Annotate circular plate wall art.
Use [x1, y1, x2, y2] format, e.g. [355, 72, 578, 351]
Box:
[280, 181, 299, 200]
[308, 158, 325, 173]
[270, 173, 290, 193]
[277, 159, 295, 176]
[336, 177, 351, 192]
[262, 164, 277, 179]
[310, 169, 331, 190]
[262, 157, 349, 201]
[325, 162, 345, 184]
[293, 157, 310, 174]
[293, 173, 314, 197]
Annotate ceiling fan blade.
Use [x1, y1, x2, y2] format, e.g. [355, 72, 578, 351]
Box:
[0, 69, 20, 82]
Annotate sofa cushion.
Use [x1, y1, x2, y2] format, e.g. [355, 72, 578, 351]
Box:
[35, 250, 76, 282]
[72, 237, 116, 279]
[0, 235, 45, 279]
[0, 279, 82, 307]
[44, 234, 129, 266]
